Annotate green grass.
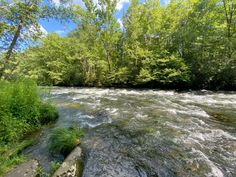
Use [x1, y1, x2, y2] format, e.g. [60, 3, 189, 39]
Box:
[34, 161, 62, 177]
[49, 126, 84, 157]
[50, 161, 61, 175]
[39, 103, 59, 124]
[0, 79, 59, 175]
[0, 140, 34, 176]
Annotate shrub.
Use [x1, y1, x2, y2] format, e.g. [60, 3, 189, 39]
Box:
[0, 80, 40, 142]
[0, 79, 59, 175]
[0, 113, 29, 143]
[0, 79, 59, 143]
[49, 127, 84, 157]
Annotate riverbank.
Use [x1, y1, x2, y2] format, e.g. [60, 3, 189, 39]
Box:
[0, 80, 58, 176]
[42, 83, 236, 92]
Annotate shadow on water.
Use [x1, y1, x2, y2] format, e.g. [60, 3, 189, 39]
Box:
[208, 109, 236, 129]
[81, 121, 214, 177]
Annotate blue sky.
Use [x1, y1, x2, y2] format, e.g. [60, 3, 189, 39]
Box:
[40, 0, 169, 36]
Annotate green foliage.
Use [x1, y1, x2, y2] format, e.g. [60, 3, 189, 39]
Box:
[50, 161, 61, 174]
[0, 155, 26, 176]
[39, 103, 59, 124]
[0, 80, 59, 175]
[0, 80, 58, 143]
[0, 140, 33, 176]
[35, 166, 50, 177]
[107, 67, 131, 86]
[4, 0, 236, 90]
[35, 161, 61, 177]
[0, 0, 77, 79]
[14, 33, 84, 86]
[152, 54, 189, 84]
[0, 80, 39, 142]
[50, 161, 61, 175]
[49, 126, 84, 157]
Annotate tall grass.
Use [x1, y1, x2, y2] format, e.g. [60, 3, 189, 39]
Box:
[0, 79, 59, 175]
[49, 126, 84, 157]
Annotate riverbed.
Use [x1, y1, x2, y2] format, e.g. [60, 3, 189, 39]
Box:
[25, 88, 236, 177]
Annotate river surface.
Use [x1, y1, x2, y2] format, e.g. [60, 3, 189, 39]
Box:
[25, 88, 236, 177]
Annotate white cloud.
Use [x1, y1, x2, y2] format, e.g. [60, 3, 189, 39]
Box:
[22, 24, 47, 39]
[162, 0, 170, 5]
[116, 0, 129, 11]
[117, 18, 123, 29]
[51, 0, 60, 6]
[55, 30, 66, 35]
[51, 0, 85, 7]
[39, 24, 48, 36]
[71, 0, 86, 8]
[51, 0, 129, 11]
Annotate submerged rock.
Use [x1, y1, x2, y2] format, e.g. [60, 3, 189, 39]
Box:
[4, 159, 39, 177]
[64, 103, 81, 109]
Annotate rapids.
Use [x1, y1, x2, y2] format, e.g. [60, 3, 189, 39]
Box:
[24, 88, 236, 177]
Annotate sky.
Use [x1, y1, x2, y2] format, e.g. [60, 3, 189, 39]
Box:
[40, 0, 169, 36]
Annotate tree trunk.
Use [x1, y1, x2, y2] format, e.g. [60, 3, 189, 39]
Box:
[222, 0, 234, 59]
[106, 51, 112, 72]
[0, 19, 24, 78]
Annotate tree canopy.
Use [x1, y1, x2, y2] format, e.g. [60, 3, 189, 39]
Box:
[1, 0, 235, 90]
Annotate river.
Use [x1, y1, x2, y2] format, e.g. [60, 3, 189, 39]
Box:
[24, 88, 236, 177]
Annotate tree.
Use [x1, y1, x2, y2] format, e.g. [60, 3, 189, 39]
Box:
[0, 0, 74, 78]
[70, 0, 121, 85]
[97, 0, 121, 72]
[171, 0, 236, 89]
[222, 0, 236, 59]
[121, 0, 190, 87]
[13, 33, 82, 85]
[9, 0, 235, 89]
[122, 0, 150, 81]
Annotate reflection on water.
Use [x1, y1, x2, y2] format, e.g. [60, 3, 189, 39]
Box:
[25, 88, 236, 176]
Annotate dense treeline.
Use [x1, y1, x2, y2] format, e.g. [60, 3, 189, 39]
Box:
[1, 0, 236, 90]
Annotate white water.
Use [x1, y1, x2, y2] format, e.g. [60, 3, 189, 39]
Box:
[29, 88, 236, 176]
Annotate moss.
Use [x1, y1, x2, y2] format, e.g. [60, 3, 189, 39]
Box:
[64, 103, 81, 109]
[76, 159, 84, 177]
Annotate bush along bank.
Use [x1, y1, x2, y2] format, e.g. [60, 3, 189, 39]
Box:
[0, 79, 59, 176]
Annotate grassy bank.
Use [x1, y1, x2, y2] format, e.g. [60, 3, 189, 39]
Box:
[0, 80, 58, 176]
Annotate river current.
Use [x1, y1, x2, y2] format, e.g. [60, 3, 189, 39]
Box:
[25, 88, 236, 177]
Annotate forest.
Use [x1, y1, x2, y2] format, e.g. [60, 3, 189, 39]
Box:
[0, 0, 235, 90]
